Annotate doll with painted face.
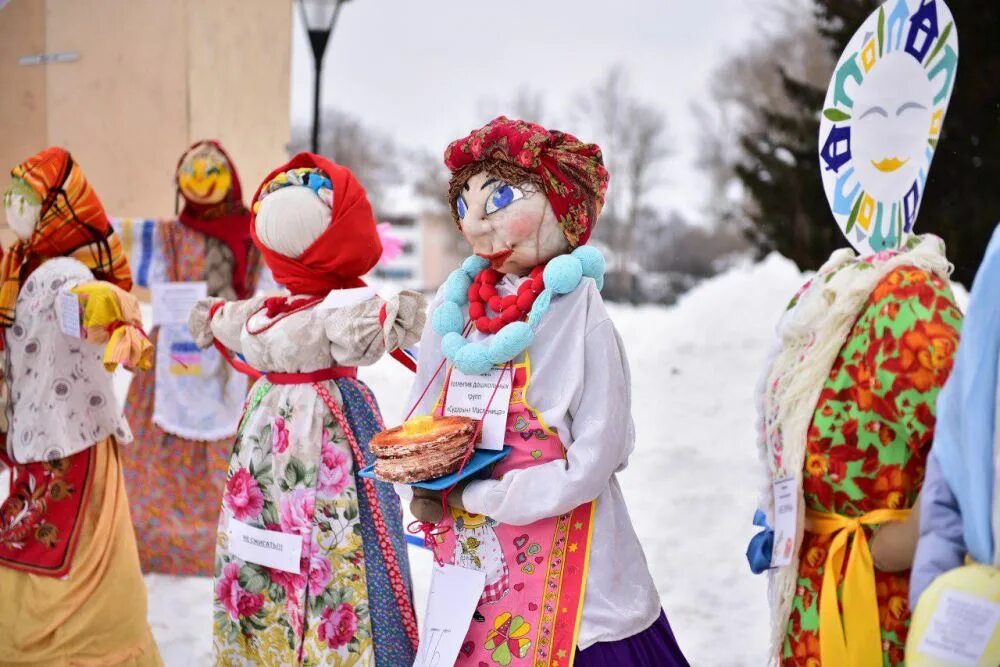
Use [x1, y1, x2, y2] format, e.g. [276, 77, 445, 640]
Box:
[0, 147, 160, 665]
[749, 2, 962, 665]
[115, 139, 267, 577]
[404, 117, 689, 665]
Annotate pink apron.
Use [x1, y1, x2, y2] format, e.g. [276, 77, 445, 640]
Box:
[435, 356, 596, 667]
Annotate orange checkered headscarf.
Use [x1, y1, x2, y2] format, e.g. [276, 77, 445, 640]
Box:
[0, 147, 132, 327]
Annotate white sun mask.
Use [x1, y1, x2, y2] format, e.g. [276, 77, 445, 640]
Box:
[818, 0, 958, 255]
[455, 171, 569, 276]
[3, 182, 41, 241]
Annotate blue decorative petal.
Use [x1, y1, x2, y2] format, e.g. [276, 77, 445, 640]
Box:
[443, 270, 473, 304]
[462, 255, 490, 278]
[455, 343, 493, 375]
[441, 332, 468, 360]
[431, 301, 465, 336]
[543, 254, 584, 295]
[489, 322, 534, 364]
[572, 246, 606, 281]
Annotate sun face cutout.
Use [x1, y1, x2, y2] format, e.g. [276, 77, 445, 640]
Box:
[177, 144, 233, 206]
[818, 0, 958, 255]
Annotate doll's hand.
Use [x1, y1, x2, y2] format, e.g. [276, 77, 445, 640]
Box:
[409, 481, 470, 523]
[410, 488, 444, 523]
[871, 497, 921, 572]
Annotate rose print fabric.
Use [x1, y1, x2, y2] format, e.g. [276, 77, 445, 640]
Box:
[212, 375, 414, 665]
[782, 268, 961, 666]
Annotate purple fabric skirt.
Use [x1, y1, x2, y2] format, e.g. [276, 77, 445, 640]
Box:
[574, 609, 689, 666]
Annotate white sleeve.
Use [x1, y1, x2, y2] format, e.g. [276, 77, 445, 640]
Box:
[461, 319, 634, 526]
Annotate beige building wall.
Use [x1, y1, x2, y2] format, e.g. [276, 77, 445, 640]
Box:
[0, 0, 291, 231]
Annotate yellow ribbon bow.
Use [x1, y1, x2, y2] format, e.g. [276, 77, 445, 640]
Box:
[805, 507, 910, 667]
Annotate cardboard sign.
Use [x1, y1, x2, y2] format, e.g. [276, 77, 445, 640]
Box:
[771, 476, 798, 568]
[818, 0, 959, 255]
[917, 589, 1000, 665]
[55, 290, 81, 339]
[445, 365, 513, 451]
[227, 514, 303, 574]
[152, 281, 207, 327]
[414, 563, 487, 667]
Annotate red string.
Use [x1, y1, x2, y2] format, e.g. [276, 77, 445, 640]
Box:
[207, 300, 264, 380]
[405, 357, 512, 566]
[246, 294, 324, 335]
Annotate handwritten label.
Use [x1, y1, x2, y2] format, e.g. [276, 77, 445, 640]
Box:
[917, 589, 1000, 665]
[227, 514, 303, 574]
[771, 476, 798, 568]
[152, 281, 207, 327]
[56, 290, 81, 338]
[414, 563, 486, 667]
[445, 365, 513, 451]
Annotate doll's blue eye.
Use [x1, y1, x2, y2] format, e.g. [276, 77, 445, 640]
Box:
[485, 184, 524, 214]
[456, 196, 468, 219]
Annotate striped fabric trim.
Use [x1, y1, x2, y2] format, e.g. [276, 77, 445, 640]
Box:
[111, 218, 157, 288]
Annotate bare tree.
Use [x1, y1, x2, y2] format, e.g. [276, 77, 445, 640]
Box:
[476, 85, 551, 127]
[696, 0, 833, 230]
[573, 67, 671, 301]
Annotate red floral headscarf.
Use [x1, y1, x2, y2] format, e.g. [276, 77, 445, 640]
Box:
[444, 116, 610, 247]
[0, 147, 131, 328]
[250, 153, 381, 295]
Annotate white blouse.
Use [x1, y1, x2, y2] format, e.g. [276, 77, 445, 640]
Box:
[406, 276, 662, 649]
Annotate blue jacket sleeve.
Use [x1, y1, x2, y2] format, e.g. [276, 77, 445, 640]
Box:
[910, 452, 967, 608]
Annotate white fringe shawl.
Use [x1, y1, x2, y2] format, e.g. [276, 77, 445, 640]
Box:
[754, 235, 954, 664]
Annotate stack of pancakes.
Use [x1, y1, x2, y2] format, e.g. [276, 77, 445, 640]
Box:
[370, 415, 478, 483]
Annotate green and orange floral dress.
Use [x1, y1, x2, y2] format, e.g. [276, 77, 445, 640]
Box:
[782, 267, 962, 666]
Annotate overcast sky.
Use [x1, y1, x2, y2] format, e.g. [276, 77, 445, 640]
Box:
[289, 1, 773, 221]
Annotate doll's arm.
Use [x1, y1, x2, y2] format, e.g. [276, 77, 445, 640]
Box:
[910, 452, 966, 608]
[70, 281, 153, 372]
[461, 319, 633, 526]
[324, 291, 426, 366]
[188, 296, 265, 353]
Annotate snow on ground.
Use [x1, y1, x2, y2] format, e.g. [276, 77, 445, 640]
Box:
[3, 254, 808, 666]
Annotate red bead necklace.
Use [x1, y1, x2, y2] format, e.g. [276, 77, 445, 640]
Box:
[468, 265, 545, 334]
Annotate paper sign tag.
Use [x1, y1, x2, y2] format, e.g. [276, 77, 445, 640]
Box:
[917, 589, 1000, 665]
[152, 281, 207, 327]
[445, 365, 513, 451]
[414, 563, 487, 667]
[315, 286, 377, 310]
[227, 514, 303, 574]
[56, 290, 81, 338]
[771, 476, 798, 568]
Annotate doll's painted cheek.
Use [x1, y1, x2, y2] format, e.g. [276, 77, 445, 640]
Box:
[504, 216, 542, 240]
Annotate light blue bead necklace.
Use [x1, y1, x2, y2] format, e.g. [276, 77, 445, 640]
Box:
[432, 246, 606, 374]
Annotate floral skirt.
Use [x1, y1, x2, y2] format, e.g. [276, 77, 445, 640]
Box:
[0, 438, 163, 666]
[212, 377, 415, 666]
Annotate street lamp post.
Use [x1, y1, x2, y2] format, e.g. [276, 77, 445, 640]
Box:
[296, 0, 352, 154]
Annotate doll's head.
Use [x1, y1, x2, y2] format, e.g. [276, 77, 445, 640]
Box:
[445, 116, 609, 276]
[249, 154, 381, 294]
[177, 141, 234, 206]
[3, 178, 41, 241]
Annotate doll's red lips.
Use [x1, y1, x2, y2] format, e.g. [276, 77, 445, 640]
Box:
[477, 249, 513, 268]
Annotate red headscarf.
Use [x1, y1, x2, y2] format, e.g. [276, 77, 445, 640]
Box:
[250, 153, 381, 295]
[0, 147, 132, 327]
[176, 140, 254, 298]
[444, 116, 610, 247]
